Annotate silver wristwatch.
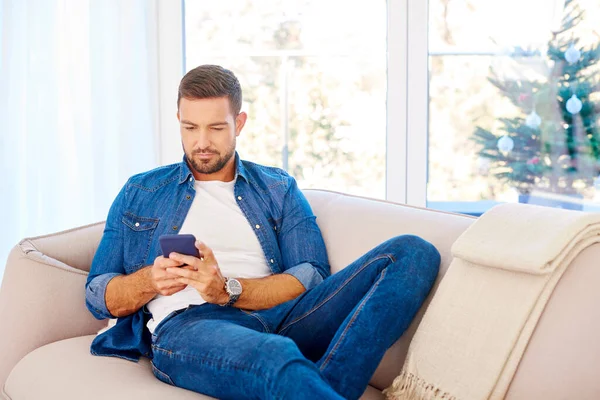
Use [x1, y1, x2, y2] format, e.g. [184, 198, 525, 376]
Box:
[222, 277, 242, 307]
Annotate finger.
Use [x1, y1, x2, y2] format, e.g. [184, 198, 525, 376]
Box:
[174, 277, 200, 290]
[164, 265, 195, 276]
[155, 280, 187, 295]
[156, 256, 184, 269]
[166, 267, 205, 280]
[175, 277, 207, 292]
[160, 285, 188, 296]
[155, 264, 186, 278]
[168, 262, 218, 279]
[158, 278, 188, 288]
[175, 277, 191, 285]
[169, 252, 203, 269]
[151, 267, 182, 282]
[196, 241, 217, 263]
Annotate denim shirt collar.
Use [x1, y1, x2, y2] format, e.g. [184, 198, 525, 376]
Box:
[178, 152, 248, 184]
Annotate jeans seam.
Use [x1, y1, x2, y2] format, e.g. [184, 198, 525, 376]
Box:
[154, 346, 265, 378]
[151, 360, 175, 385]
[151, 344, 174, 357]
[278, 254, 394, 334]
[319, 268, 388, 372]
[240, 309, 271, 333]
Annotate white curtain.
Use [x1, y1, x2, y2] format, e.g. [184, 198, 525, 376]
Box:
[0, 0, 161, 280]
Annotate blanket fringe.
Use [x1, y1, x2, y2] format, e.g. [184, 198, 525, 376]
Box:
[382, 370, 457, 400]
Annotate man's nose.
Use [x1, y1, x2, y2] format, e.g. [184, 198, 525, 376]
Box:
[196, 130, 211, 149]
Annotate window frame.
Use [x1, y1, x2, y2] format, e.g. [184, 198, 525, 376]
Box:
[156, 0, 428, 206]
[156, 0, 185, 166]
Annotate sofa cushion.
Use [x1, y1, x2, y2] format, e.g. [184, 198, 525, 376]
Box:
[0, 245, 107, 388]
[3, 335, 385, 400]
[4, 336, 210, 400]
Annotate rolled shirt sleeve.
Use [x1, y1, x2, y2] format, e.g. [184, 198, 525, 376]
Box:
[283, 262, 325, 290]
[85, 273, 121, 320]
[85, 180, 128, 320]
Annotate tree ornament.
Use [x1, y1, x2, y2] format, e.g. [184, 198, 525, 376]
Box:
[564, 44, 581, 64]
[525, 110, 541, 129]
[526, 156, 540, 165]
[497, 135, 514, 153]
[557, 154, 573, 169]
[477, 156, 491, 174]
[542, 154, 552, 166]
[594, 174, 600, 190]
[566, 94, 583, 114]
[518, 93, 530, 104]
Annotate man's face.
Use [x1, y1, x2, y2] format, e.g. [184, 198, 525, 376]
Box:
[178, 97, 246, 177]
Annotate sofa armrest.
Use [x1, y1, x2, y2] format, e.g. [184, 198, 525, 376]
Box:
[0, 222, 108, 387]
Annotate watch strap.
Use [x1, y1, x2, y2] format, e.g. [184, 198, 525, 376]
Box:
[223, 292, 240, 307]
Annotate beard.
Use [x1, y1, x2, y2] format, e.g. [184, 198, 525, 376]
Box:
[185, 137, 236, 175]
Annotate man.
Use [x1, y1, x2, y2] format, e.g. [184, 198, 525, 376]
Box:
[86, 64, 440, 400]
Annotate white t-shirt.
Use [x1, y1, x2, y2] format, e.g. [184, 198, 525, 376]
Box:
[146, 178, 272, 333]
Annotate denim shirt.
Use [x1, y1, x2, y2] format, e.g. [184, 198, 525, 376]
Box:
[85, 153, 331, 361]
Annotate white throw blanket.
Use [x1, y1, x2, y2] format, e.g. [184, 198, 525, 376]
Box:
[384, 202, 600, 400]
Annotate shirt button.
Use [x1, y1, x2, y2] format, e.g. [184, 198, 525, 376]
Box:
[186, 195, 191, 200]
[274, 226, 277, 231]
[135, 222, 140, 227]
[189, 177, 193, 182]
[237, 196, 242, 200]
[255, 224, 260, 229]
[270, 259, 274, 264]
[172, 226, 178, 231]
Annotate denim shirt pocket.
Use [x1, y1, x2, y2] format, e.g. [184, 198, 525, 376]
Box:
[122, 212, 160, 273]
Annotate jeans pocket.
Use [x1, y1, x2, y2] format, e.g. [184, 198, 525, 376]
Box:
[151, 361, 175, 386]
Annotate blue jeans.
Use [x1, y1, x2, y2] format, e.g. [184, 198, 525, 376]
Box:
[150, 235, 440, 400]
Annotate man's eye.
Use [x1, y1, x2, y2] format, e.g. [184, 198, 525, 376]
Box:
[212, 127, 224, 131]
[185, 126, 195, 131]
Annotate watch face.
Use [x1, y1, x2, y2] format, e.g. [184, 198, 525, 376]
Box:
[227, 279, 243, 296]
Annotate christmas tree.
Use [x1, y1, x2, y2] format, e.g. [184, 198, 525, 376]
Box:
[472, 0, 600, 198]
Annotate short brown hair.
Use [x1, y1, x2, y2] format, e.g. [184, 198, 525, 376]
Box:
[177, 65, 242, 115]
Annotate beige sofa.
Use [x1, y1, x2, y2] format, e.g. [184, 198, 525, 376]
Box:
[1, 189, 599, 400]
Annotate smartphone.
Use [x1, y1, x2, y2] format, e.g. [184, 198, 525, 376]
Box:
[159, 234, 200, 262]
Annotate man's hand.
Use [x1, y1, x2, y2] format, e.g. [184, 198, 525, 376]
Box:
[166, 241, 228, 305]
[148, 255, 195, 296]
[104, 256, 195, 318]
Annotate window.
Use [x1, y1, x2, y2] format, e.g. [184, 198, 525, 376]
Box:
[427, 0, 600, 215]
[170, 0, 600, 213]
[184, 0, 387, 198]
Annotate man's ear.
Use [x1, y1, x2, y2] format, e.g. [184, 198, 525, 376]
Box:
[235, 112, 248, 136]
[176, 111, 180, 122]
